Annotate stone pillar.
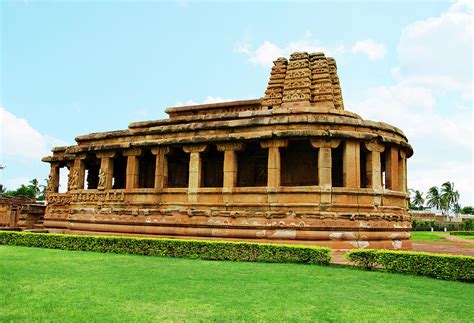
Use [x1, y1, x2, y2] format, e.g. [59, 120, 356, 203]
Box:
[260, 139, 288, 189]
[385, 147, 399, 191]
[97, 151, 115, 190]
[124, 149, 142, 190]
[183, 145, 208, 202]
[310, 139, 341, 188]
[47, 163, 60, 193]
[151, 147, 170, 192]
[365, 141, 385, 191]
[217, 142, 244, 192]
[343, 141, 361, 188]
[71, 154, 87, 190]
[398, 150, 407, 193]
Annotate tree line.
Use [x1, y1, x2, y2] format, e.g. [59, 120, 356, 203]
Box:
[409, 181, 472, 215]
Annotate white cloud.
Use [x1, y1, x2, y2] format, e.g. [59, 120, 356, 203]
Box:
[409, 160, 474, 207]
[235, 38, 345, 68]
[349, 0, 473, 205]
[396, 0, 473, 99]
[351, 39, 387, 60]
[0, 107, 68, 162]
[175, 96, 234, 107]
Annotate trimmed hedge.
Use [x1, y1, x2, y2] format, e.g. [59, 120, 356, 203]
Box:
[0, 231, 331, 265]
[346, 249, 474, 282]
[450, 231, 474, 236]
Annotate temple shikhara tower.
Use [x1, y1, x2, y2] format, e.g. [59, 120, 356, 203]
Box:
[43, 52, 413, 249]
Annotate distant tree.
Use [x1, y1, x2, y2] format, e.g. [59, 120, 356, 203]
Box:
[2, 178, 47, 200]
[4, 185, 36, 199]
[426, 186, 443, 212]
[0, 184, 6, 195]
[412, 190, 425, 210]
[440, 181, 460, 215]
[461, 206, 474, 215]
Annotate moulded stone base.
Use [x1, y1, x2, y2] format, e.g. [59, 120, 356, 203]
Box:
[44, 217, 411, 250]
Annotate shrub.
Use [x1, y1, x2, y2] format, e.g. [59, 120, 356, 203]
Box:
[346, 249, 473, 282]
[0, 231, 331, 265]
[450, 231, 474, 236]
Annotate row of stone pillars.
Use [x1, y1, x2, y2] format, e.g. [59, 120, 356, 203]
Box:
[47, 138, 407, 195]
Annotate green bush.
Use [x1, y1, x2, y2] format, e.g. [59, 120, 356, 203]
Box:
[346, 249, 473, 282]
[0, 231, 331, 265]
[450, 231, 474, 236]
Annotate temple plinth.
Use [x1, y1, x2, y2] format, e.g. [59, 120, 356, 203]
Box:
[42, 52, 413, 249]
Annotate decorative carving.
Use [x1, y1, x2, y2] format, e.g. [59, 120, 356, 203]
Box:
[284, 79, 311, 90]
[289, 52, 309, 60]
[47, 193, 72, 205]
[286, 69, 311, 79]
[97, 169, 106, 191]
[71, 191, 125, 203]
[399, 150, 407, 159]
[282, 89, 311, 102]
[68, 169, 79, 190]
[287, 60, 309, 69]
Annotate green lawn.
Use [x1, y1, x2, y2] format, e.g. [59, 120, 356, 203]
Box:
[410, 231, 449, 242]
[1, 246, 473, 322]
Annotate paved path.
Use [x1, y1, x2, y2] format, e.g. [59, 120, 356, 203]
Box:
[438, 234, 474, 244]
[330, 238, 474, 265]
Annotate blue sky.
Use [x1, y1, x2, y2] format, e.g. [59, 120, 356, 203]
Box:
[1, 0, 472, 206]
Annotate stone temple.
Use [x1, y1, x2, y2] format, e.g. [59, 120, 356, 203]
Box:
[43, 52, 413, 249]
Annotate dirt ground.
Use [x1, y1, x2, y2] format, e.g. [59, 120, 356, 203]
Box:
[331, 237, 474, 265]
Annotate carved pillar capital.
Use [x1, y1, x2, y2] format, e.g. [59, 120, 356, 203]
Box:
[96, 151, 116, 159]
[310, 138, 340, 149]
[260, 138, 288, 149]
[123, 148, 142, 157]
[365, 140, 385, 153]
[76, 153, 87, 160]
[183, 144, 208, 154]
[151, 146, 170, 155]
[399, 149, 407, 159]
[216, 142, 244, 152]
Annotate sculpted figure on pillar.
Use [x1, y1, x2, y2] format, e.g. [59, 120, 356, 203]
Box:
[97, 169, 106, 191]
[46, 173, 57, 194]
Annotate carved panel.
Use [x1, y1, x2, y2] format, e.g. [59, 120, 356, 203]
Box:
[47, 193, 72, 205]
[71, 191, 125, 203]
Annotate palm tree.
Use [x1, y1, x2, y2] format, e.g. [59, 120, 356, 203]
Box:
[426, 186, 442, 212]
[412, 190, 425, 210]
[0, 184, 6, 195]
[29, 179, 41, 198]
[440, 181, 460, 215]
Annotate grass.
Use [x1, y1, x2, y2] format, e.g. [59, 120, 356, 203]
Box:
[1, 246, 473, 321]
[410, 231, 450, 242]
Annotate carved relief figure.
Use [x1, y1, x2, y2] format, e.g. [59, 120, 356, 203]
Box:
[97, 169, 106, 191]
